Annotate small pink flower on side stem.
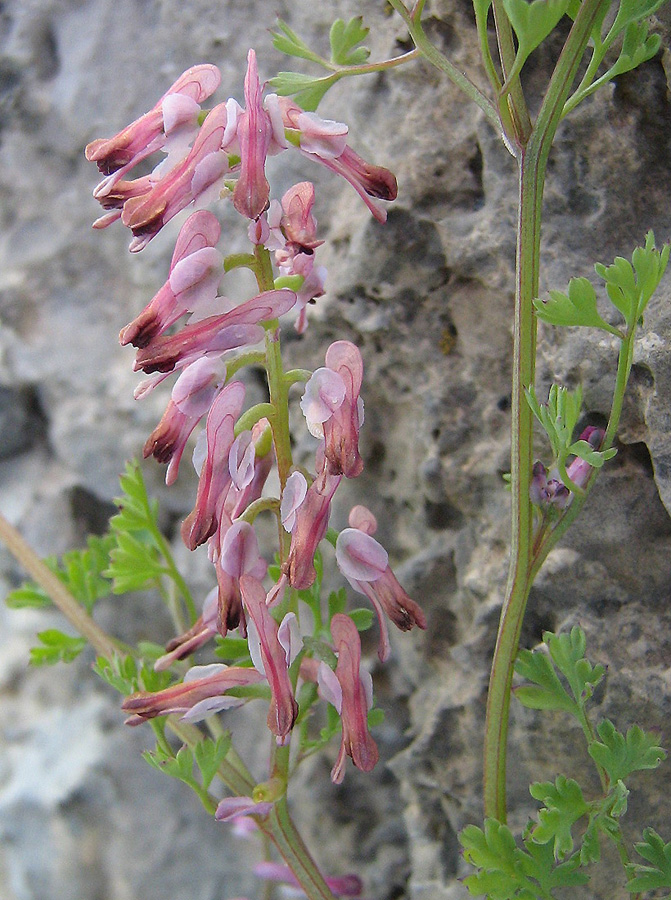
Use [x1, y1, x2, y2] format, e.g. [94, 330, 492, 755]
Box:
[318, 614, 378, 783]
[336, 507, 426, 662]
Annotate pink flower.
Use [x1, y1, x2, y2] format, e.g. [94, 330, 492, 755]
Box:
[155, 587, 219, 670]
[86, 64, 221, 181]
[282, 465, 342, 589]
[336, 510, 426, 662]
[120, 211, 223, 349]
[301, 341, 364, 478]
[143, 356, 227, 485]
[240, 575, 299, 740]
[132, 288, 296, 376]
[121, 101, 231, 251]
[233, 50, 273, 219]
[318, 614, 378, 783]
[181, 380, 245, 550]
[215, 796, 273, 823]
[121, 661, 264, 723]
[279, 99, 397, 222]
[254, 862, 363, 897]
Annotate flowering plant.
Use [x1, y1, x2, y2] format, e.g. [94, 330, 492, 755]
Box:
[2, 3, 671, 899]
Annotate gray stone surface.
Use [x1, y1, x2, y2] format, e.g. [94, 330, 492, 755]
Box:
[1, 1, 671, 899]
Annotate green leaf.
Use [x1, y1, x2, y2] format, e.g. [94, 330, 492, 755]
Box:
[349, 608, 374, 631]
[270, 19, 324, 65]
[368, 707, 385, 727]
[214, 635, 252, 662]
[627, 828, 671, 892]
[525, 384, 583, 462]
[595, 233, 669, 330]
[567, 440, 617, 468]
[529, 776, 589, 859]
[93, 654, 139, 695]
[105, 531, 165, 592]
[193, 734, 232, 789]
[29, 629, 87, 666]
[329, 16, 371, 66]
[609, 0, 669, 41]
[514, 646, 577, 715]
[534, 276, 619, 334]
[545, 626, 606, 706]
[327, 587, 347, 620]
[588, 719, 666, 783]
[502, 0, 569, 73]
[4, 582, 52, 609]
[143, 743, 195, 785]
[267, 71, 337, 111]
[459, 819, 588, 898]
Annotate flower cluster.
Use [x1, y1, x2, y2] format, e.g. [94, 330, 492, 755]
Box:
[89, 51, 422, 794]
[529, 426, 605, 510]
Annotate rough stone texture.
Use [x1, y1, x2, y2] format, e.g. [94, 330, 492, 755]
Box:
[1, 1, 671, 899]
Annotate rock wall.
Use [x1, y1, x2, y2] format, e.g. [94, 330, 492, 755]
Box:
[1, 1, 670, 899]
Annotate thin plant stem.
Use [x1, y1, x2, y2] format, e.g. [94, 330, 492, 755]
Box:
[0, 511, 126, 660]
[482, 0, 612, 823]
[387, 0, 503, 134]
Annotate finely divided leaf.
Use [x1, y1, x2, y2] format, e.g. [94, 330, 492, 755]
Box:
[545, 626, 606, 705]
[194, 734, 232, 789]
[534, 276, 619, 334]
[515, 645, 577, 713]
[627, 827, 671, 893]
[271, 20, 324, 65]
[329, 17, 370, 66]
[588, 720, 666, 783]
[267, 72, 337, 111]
[502, 0, 569, 68]
[609, 0, 669, 41]
[529, 776, 589, 859]
[29, 629, 86, 666]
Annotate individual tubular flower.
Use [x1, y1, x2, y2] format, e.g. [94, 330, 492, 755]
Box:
[86, 64, 221, 182]
[121, 101, 231, 251]
[215, 519, 267, 637]
[154, 587, 219, 671]
[233, 50, 274, 219]
[301, 341, 364, 478]
[215, 796, 273, 823]
[181, 380, 246, 550]
[318, 614, 378, 783]
[132, 288, 296, 375]
[282, 463, 342, 590]
[119, 211, 223, 350]
[143, 356, 227, 485]
[279, 98, 397, 223]
[121, 662, 264, 724]
[239, 574, 299, 741]
[336, 508, 426, 662]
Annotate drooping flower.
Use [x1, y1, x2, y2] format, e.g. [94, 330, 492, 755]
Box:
[318, 614, 378, 783]
[86, 64, 221, 182]
[283, 463, 342, 589]
[181, 380, 246, 550]
[335, 507, 426, 662]
[254, 862, 363, 897]
[120, 211, 223, 350]
[121, 102, 231, 251]
[215, 796, 273, 823]
[278, 98, 397, 222]
[155, 587, 219, 671]
[240, 575, 299, 740]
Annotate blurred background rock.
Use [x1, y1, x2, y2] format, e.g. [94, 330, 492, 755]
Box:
[1, 1, 670, 898]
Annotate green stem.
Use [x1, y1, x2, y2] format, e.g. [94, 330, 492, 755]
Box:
[492, 0, 532, 145]
[387, 0, 503, 134]
[264, 798, 336, 900]
[482, 0, 611, 823]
